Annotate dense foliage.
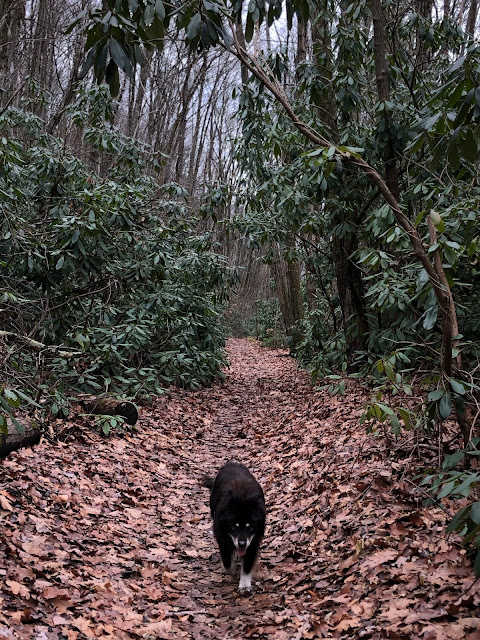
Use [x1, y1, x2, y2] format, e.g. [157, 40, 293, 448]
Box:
[2, 0, 480, 571]
[0, 87, 232, 426]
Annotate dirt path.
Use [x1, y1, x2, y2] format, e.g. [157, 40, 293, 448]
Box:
[1, 339, 479, 639]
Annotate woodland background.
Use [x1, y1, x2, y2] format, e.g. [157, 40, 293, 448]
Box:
[1, 0, 480, 565]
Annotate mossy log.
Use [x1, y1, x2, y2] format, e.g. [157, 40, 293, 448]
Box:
[79, 398, 138, 426]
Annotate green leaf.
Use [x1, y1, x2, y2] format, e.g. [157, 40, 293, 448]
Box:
[14, 389, 41, 408]
[442, 451, 464, 469]
[79, 44, 97, 79]
[463, 523, 480, 544]
[450, 379, 466, 395]
[186, 13, 202, 40]
[326, 146, 336, 158]
[4, 389, 20, 408]
[423, 112, 442, 130]
[155, 0, 165, 20]
[448, 55, 465, 74]
[56, 256, 64, 270]
[423, 305, 438, 330]
[375, 402, 394, 416]
[460, 129, 477, 163]
[471, 502, 480, 525]
[94, 42, 109, 82]
[437, 480, 456, 499]
[398, 408, 412, 429]
[439, 392, 452, 419]
[110, 38, 133, 78]
[446, 505, 469, 532]
[245, 12, 254, 42]
[65, 8, 88, 34]
[444, 246, 457, 265]
[390, 413, 401, 435]
[108, 63, 120, 97]
[144, 3, 155, 24]
[428, 389, 445, 401]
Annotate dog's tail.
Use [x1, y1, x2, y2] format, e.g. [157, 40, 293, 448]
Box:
[201, 474, 215, 490]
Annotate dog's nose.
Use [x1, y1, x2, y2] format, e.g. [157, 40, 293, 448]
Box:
[238, 540, 247, 549]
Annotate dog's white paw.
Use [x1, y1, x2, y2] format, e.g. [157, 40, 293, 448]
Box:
[238, 572, 252, 593]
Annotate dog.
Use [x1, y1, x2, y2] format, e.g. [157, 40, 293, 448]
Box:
[202, 461, 266, 593]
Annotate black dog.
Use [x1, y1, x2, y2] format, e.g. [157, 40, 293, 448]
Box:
[202, 461, 266, 592]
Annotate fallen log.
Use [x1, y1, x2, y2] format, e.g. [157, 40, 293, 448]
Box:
[78, 397, 139, 426]
[0, 417, 41, 458]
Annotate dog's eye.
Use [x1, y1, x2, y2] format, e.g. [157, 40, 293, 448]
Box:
[246, 523, 250, 528]
[235, 523, 239, 528]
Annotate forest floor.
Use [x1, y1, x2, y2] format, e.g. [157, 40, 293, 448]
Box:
[1, 338, 479, 640]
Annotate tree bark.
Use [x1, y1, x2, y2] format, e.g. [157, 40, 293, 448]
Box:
[271, 240, 304, 350]
[0, 0, 25, 107]
[0, 418, 41, 459]
[370, 0, 400, 202]
[235, 2, 248, 87]
[46, 38, 83, 134]
[333, 234, 369, 366]
[466, 0, 478, 37]
[29, 0, 55, 117]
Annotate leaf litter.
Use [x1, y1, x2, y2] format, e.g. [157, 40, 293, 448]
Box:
[0, 338, 479, 639]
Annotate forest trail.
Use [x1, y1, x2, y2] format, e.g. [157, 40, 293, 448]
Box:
[1, 339, 479, 640]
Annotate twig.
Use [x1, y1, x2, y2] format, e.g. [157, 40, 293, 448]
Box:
[0, 82, 25, 118]
[0, 330, 81, 358]
[402, 477, 449, 513]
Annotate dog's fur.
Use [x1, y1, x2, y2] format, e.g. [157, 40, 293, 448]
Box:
[202, 461, 266, 593]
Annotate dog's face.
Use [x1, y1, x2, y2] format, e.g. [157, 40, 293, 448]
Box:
[219, 496, 265, 557]
[228, 521, 255, 556]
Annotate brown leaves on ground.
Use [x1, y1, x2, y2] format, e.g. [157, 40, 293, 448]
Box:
[0, 338, 479, 639]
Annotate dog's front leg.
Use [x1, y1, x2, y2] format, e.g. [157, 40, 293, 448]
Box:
[219, 539, 234, 572]
[238, 563, 252, 593]
[238, 546, 258, 593]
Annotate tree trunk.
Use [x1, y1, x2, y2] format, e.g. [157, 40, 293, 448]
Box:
[0, 0, 25, 107]
[29, 0, 55, 117]
[333, 234, 369, 367]
[235, 2, 249, 87]
[370, 0, 400, 202]
[163, 55, 194, 183]
[466, 0, 478, 37]
[46, 38, 83, 134]
[187, 55, 208, 193]
[311, 3, 368, 362]
[271, 240, 304, 351]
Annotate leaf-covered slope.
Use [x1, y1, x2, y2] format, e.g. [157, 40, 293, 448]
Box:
[0, 338, 478, 639]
